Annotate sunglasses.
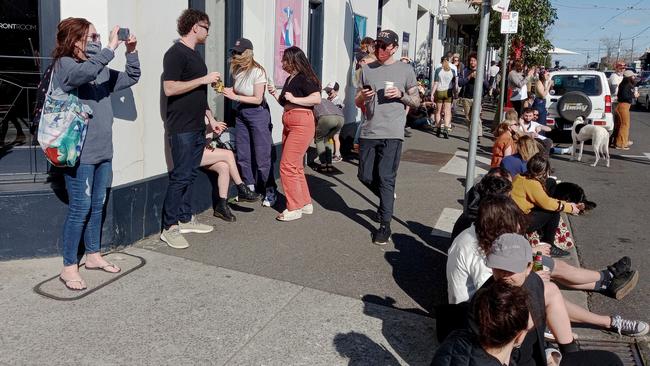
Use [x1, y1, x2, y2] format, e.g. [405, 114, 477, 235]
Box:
[197, 24, 209, 32]
[374, 40, 393, 50]
[231, 50, 242, 56]
[87, 33, 101, 42]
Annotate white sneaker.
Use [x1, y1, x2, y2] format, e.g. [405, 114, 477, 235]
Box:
[178, 215, 214, 234]
[262, 188, 277, 207]
[302, 203, 313, 214]
[160, 226, 190, 249]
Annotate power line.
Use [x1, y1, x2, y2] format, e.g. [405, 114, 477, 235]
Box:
[582, 0, 644, 35]
[552, 1, 650, 11]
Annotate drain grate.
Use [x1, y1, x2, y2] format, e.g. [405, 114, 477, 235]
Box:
[578, 339, 646, 366]
[401, 149, 454, 166]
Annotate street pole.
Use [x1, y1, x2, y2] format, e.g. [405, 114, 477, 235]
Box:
[498, 33, 509, 121]
[597, 42, 601, 70]
[631, 38, 635, 64]
[616, 32, 621, 62]
[464, 0, 490, 207]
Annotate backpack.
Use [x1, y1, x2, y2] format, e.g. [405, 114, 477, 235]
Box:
[36, 64, 92, 167]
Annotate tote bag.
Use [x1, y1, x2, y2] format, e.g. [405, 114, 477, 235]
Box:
[37, 68, 92, 167]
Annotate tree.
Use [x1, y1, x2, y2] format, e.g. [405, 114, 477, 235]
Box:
[487, 0, 558, 66]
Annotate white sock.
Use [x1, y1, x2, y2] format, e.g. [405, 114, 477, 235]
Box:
[247, 184, 255, 192]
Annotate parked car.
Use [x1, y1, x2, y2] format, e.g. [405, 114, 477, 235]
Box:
[545, 70, 614, 133]
[635, 79, 650, 111]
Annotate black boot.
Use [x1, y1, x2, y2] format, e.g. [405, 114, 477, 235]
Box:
[237, 183, 261, 202]
[214, 198, 236, 222]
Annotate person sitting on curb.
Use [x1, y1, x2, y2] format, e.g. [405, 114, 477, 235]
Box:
[511, 153, 582, 257]
[500, 135, 540, 177]
[446, 193, 647, 338]
[432, 280, 532, 366]
[490, 121, 518, 168]
[476, 233, 626, 365]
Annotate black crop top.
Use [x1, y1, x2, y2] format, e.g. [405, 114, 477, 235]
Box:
[278, 73, 320, 107]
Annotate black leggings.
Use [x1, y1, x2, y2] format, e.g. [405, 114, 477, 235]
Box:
[527, 208, 560, 244]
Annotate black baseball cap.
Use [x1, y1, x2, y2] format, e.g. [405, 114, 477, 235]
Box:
[376, 30, 399, 46]
[230, 38, 253, 53]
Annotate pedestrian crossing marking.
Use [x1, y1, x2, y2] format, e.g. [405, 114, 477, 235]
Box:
[438, 150, 490, 177]
[430, 207, 463, 240]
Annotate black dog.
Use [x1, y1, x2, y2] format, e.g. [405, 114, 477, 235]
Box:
[551, 182, 597, 212]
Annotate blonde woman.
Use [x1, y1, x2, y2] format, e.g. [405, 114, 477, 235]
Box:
[222, 38, 277, 207]
[431, 56, 456, 138]
[500, 135, 540, 177]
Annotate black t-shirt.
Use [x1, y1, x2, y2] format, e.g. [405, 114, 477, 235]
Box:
[278, 73, 320, 107]
[163, 42, 209, 133]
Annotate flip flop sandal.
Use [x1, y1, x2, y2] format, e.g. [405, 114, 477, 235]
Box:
[59, 276, 87, 291]
[85, 262, 121, 273]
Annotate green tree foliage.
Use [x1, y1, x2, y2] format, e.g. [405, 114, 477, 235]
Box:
[487, 0, 558, 66]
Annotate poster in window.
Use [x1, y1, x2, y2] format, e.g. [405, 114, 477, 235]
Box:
[353, 14, 367, 54]
[402, 32, 410, 58]
[273, 0, 302, 86]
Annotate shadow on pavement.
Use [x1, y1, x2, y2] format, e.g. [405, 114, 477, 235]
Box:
[333, 331, 402, 366]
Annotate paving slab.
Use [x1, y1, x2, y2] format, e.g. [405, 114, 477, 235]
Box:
[226, 288, 437, 366]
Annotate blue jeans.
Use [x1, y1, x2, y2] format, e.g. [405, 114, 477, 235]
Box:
[162, 130, 205, 229]
[533, 98, 548, 125]
[61, 161, 112, 266]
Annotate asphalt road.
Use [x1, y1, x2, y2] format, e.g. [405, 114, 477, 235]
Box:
[550, 107, 650, 322]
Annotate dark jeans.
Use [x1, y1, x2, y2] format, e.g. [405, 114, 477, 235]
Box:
[235, 105, 276, 191]
[527, 207, 560, 245]
[511, 100, 524, 116]
[357, 138, 402, 225]
[61, 161, 112, 266]
[163, 130, 205, 229]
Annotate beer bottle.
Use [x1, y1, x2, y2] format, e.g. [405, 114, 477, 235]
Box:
[533, 251, 544, 272]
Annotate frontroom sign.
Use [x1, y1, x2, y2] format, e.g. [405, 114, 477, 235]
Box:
[0, 23, 38, 31]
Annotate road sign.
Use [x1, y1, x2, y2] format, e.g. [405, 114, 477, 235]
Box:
[500, 11, 519, 34]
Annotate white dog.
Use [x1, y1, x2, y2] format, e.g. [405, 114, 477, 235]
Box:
[571, 117, 610, 167]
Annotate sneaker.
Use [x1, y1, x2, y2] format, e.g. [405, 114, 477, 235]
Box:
[442, 127, 449, 139]
[404, 128, 413, 138]
[602, 270, 639, 300]
[262, 188, 277, 207]
[435, 126, 441, 137]
[610, 314, 649, 337]
[607, 256, 631, 278]
[178, 216, 214, 234]
[160, 226, 190, 249]
[544, 327, 578, 342]
[372, 225, 392, 245]
[549, 245, 570, 258]
[301, 203, 314, 215]
[332, 154, 343, 163]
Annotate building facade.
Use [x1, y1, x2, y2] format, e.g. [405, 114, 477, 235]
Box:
[0, 0, 448, 259]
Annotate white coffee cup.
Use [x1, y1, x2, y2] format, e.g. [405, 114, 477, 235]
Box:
[384, 81, 394, 91]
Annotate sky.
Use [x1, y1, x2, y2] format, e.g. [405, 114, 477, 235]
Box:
[545, 0, 650, 68]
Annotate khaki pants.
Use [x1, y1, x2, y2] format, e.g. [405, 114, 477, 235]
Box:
[615, 102, 631, 148]
[460, 97, 482, 137]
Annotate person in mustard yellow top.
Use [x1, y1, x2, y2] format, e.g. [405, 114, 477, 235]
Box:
[511, 153, 583, 257]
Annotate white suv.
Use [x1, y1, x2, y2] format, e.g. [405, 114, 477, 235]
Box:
[545, 70, 614, 132]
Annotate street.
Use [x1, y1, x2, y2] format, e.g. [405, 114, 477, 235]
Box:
[550, 107, 650, 322]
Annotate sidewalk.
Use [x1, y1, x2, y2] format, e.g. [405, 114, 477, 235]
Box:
[0, 109, 643, 365]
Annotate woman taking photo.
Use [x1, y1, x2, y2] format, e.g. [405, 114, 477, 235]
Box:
[222, 38, 276, 207]
[615, 70, 638, 150]
[267, 46, 321, 221]
[510, 153, 583, 257]
[53, 18, 140, 290]
[431, 56, 456, 139]
[432, 280, 531, 366]
[533, 68, 551, 125]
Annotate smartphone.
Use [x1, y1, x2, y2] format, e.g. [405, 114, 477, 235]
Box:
[363, 85, 372, 91]
[118, 28, 130, 41]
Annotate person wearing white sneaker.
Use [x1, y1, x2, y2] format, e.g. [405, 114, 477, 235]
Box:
[161, 9, 217, 247]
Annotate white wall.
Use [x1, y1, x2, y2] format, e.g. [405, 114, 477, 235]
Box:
[60, 0, 187, 187]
